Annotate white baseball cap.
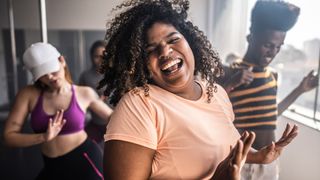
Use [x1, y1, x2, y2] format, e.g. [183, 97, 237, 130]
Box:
[23, 42, 61, 81]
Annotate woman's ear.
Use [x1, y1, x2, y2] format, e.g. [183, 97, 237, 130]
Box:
[58, 56, 66, 67]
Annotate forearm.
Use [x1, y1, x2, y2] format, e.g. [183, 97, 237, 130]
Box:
[4, 132, 46, 147]
[224, 84, 235, 93]
[278, 86, 303, 115]
[90, 100, 113, 125]
[219, 78, 235, 93]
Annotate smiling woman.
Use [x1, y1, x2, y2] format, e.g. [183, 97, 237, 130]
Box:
[145, 22, 198, 99]
[98, 0, 298, 180]
[98, 0, 251, 179]
[98, 0, 223, 106]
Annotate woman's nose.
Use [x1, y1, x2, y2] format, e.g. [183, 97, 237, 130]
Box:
[158, 42, 173, 60]
[45, 73, 53, 79]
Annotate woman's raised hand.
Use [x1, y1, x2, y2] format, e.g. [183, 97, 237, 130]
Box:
[254, 124, 298, 164]
[212, 131, 255, 180]
[44, 109, 66, 142]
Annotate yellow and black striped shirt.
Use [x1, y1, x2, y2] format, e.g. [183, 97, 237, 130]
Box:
[229, 64, 277, 130]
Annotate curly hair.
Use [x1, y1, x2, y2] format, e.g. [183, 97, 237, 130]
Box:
[98, 0, 223, 106]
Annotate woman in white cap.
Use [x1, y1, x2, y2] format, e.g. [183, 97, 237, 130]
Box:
[3, 42, 112, 180]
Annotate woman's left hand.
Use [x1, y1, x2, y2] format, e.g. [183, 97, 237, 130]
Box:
[254, 124, 298, 164]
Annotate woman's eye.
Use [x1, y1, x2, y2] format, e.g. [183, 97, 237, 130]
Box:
[168, 38, 179, 44]
[146, 48, 155, 55]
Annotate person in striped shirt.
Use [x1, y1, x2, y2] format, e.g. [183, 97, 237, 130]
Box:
[218, 1, 318, 180]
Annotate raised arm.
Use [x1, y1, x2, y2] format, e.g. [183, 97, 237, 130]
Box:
[85, 87, 113, 124]
[246, 123, 298, 164]
[3, 87, 66, 147]
[278, 70, 318, 115]
[218, 65, 254, 93]
[104, 140, 155, 179]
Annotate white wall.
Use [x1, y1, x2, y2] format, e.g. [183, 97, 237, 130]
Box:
[276, 116, 320, 180]
[46, 0, 209, 31]
[0, 0, 40, 29]
[0, 0, 210, 33]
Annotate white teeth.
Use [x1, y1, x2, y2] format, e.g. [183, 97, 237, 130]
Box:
[266, 57, 272, 61]
[161, 59, 181, 71]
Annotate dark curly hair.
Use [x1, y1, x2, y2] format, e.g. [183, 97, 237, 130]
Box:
[98, 0, 222, 106]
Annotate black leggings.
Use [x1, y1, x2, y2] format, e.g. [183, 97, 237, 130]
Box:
[36, 138, 103, 180]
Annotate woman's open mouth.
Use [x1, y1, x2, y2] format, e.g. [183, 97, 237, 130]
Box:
[160, 59, 183, 75]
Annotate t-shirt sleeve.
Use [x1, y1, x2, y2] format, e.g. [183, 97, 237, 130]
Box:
[104, 91, 157, 150]
[214, 84, 235, 122]
[214, 84, 240, 140]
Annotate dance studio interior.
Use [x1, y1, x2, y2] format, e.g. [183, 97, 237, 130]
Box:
[0, 0, 319, 179]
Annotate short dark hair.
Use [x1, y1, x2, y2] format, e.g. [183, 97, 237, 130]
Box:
[90, 40, 106, 60]
[250, 1, 300, 34]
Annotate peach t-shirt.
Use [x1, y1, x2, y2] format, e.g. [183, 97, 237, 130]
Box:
[105, 81, 240, 179]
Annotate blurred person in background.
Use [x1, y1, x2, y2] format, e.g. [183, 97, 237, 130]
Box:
[4, 42, 112, 180]
[218, 1, 318, 180]
[79, 40, 112, 148]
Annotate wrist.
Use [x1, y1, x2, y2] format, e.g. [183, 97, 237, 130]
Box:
[40, 133, 48, 143]
[225, 85, 234, 93]
[225, 81, 238, 92]
[294, 84, 305, 94]
[246, 149, 261, 164]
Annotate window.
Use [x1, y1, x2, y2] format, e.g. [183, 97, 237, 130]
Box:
[210, 0, 320, 129]
[270, 0, 320, 123]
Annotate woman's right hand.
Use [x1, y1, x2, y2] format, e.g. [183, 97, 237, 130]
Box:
[211, 131, 255, 180]
[43, 109, 66, 142]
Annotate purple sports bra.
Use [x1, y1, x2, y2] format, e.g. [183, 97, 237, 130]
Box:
[30, 85, 86, 135]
